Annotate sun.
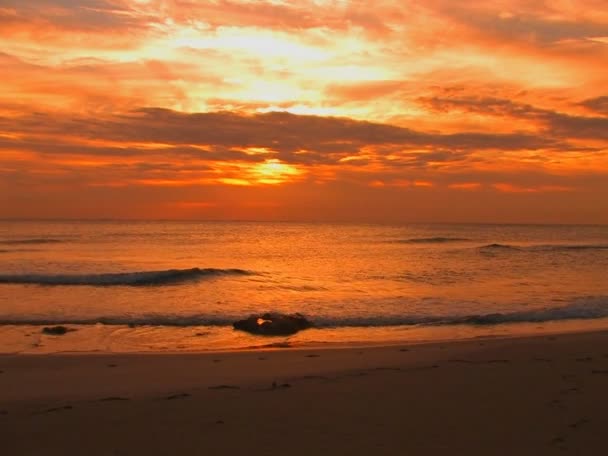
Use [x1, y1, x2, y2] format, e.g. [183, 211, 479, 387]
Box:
[253, 159, 302, 184]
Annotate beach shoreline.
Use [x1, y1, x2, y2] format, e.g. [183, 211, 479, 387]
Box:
[4, 315, 608, 355]
[2, 328, 608, 454]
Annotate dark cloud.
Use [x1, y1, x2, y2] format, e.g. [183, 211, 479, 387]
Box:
[420, 96, 608, 141]
[0, 0, 148, 32]
[430, 2, 608, 48]
[0, 107, 557, 153]
[581, 96, 608, 116]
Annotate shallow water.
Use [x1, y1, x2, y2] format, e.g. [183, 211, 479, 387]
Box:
[1, 221, 607, 353]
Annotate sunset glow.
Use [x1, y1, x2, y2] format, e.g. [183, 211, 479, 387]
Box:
[1, 0, 608, 222]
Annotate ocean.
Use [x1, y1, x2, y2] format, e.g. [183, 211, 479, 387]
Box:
[1, 221, 607, 353]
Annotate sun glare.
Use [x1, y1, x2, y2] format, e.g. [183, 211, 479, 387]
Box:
[253, 159, 302, 184]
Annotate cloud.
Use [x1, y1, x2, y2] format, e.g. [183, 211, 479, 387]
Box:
[0, 0, 148, 31]
[1, 106, 558, 151]
[581, 96, 608, 115]
[1, 1, 608, 222]
[421, 0, 608, 47]
[419, 95, 608, 141]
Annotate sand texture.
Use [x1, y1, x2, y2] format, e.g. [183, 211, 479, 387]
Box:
[2, 331, 608, 455]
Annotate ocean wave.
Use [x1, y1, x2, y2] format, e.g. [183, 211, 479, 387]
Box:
[0, 315, 236, 327]
[2, 298, 608, 327]
[531, 244, 608, 252]
[0, 267, 253, 286]
[392, 237, 471, 244]
[321, 298, 608, 326]
[0, 238, 65, 245]
[479, 243, 521, 250]
[479, 243, 608, 252]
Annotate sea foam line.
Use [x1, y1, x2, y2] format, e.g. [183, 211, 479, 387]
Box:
[2, 298, 607, 327]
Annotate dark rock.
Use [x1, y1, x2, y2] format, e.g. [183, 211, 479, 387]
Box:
[233, 313, 312, 336]
[42, 326, 73, 335]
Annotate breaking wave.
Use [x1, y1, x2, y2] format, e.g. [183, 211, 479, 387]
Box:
[479, 243, 608, 252]
[478, 243, 522, 251]
[0, 238, 66, 245]
[532, 244, 608, 252]
[2, 298, 607, 327]
[392, 237, 471, 244]
[0, 267, 253, 286]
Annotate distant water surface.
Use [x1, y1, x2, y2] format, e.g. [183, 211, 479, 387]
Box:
[1, 221, 607, 353]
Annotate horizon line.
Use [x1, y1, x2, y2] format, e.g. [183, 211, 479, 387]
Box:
[1, 218, 607, 227]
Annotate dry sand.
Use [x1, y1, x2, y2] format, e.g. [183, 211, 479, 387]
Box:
[1, 331, 608, 455]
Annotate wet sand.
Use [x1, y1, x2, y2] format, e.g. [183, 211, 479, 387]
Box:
[1, 330, 608, 455]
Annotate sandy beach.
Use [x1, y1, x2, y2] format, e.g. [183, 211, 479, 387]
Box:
[2, 330, 608, 455]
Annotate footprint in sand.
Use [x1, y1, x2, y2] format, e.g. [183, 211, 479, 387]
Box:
[399, 348, 409, 352]
[208, 385, 240, 390]
[41, 405, 73, 414]
[165, 393, 191, 400]
[107, 364, 117, 368]
[559, 387, 580, 395]
[568, 418, 590, 429]
[212, 359, 222, 363]
[547, 399, 567, 411]
[550, 435, 566, 448]
[532, 357, 552, 363]
[448, 359, 474, 364]
[447, 359, 509, 365]
[346, 372, 368, 377]
[302, 375, 329, 380]
[305, 354, 320, 358]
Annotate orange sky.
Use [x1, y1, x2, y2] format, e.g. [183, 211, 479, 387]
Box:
[1, 0, 607, 223]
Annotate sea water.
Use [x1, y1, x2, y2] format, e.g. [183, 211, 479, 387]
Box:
[1, 221, 607, 353]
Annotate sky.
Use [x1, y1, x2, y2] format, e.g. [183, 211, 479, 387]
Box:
[1, 0, 607, 223]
